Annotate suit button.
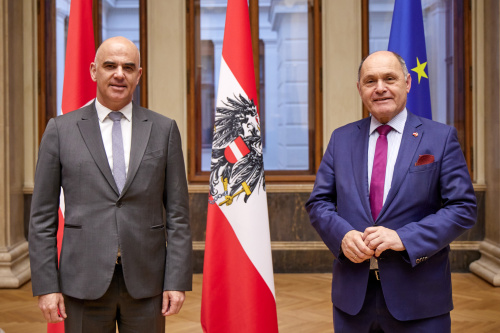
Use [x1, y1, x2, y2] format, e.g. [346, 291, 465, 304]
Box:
[116, 201, 122, 208]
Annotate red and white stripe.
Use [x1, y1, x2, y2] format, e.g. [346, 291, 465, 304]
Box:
[201, 0, 278, 332]
[224, 136, 250, 164]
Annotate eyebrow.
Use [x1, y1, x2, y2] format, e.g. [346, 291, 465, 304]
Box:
[362, 71, 399, 79]
[102, 61, 137, 68]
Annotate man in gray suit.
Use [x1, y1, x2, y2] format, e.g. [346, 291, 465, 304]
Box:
[29, 36, 192, 332]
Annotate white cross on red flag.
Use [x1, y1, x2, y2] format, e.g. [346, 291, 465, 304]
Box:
[201, 0, 278, 332]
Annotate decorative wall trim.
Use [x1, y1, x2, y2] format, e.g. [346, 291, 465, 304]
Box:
[193, 240, 480, 252]
[473, 183, 487, 191]
[188, 185, 209, 194]
[193, 241, 327, 251]
[451, 241, 481, 251]
[190, 183, 485, 193]
[22, 186, 34, 195]
[189, 183, 315, 193]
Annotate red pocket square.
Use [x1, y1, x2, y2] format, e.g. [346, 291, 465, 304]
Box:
[415, 154, 435, 166]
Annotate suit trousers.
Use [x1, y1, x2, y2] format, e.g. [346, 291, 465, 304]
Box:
[333, 271, 451, 333]
[63, 264, 165, 333]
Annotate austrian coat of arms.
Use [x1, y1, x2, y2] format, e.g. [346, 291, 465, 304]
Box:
[209, 94, 265, 206]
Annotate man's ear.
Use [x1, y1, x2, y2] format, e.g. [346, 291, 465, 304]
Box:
[405, 73, 412, 93]
[136, 67, 143, 85]
[90, 63, 97, 82]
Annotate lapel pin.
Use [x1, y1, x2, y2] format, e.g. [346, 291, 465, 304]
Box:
[413, 132, 418, 137]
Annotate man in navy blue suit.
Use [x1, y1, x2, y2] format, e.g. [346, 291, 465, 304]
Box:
[306, 51, 476, 332]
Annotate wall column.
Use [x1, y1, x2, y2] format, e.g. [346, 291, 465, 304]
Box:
[0, 0, 32, 288]
[470, 0, 500, 286]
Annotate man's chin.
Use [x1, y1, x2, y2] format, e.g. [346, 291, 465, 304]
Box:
[370, 109, 400, 123]
[109, 86, 127, 94]
[100, 96, 132, 110]
[107, 92, 130, 102]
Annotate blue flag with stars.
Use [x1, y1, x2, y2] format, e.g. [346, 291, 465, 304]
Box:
[388, 0, 432, 119]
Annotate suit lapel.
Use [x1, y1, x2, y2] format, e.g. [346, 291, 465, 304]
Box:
[378, 112, 423, 220]
[351, 118, 373, 222]
[77, 102, 120, 195]
[120, 104, 152, 197]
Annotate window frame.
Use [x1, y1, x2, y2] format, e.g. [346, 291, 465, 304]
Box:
[37, 0, 57, 143]
[186, 0, 323, 183]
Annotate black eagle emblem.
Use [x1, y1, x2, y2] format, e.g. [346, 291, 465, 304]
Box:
[209, 94, 265, 206]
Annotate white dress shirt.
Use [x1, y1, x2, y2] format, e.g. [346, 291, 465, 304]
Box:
[367, 108, 407, 269]
[368, 108, 407, 205]
[95, 99, 133, 177]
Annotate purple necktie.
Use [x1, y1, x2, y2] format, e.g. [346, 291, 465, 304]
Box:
[108, 111, 126, 193]
[369, 124, 392, 221]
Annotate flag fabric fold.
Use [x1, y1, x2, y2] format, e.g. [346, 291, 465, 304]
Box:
[48, 1, 96, 332]
[201, 0, 278, 332]
[61, 0, 96, 114]
[388, 0, 432, 119]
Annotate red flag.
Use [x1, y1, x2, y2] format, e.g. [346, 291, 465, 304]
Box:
[48, 1, 96, 332]
[201, 0, 278, 332]
[61, 0, 96, 114]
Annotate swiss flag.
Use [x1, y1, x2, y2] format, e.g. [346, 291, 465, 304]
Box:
[48, 1, 96, 332]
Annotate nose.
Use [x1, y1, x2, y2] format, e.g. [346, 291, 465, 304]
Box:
[375, 79, 386, 93]
[114, 66, 125, 79]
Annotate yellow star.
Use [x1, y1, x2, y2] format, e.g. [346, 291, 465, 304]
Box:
[411, 57, 428, 84]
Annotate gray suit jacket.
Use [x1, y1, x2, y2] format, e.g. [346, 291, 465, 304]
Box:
[29, 101, 192, 300]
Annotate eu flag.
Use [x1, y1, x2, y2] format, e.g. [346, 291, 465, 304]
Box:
[388, 0, 432, 119]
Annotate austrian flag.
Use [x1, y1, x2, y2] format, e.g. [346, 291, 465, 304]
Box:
[201, 0, 279, 332]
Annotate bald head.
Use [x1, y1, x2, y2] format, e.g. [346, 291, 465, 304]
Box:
[358, 51, 408, 82]
[94, 36, 141, 66]
[90, 36, 142, 111]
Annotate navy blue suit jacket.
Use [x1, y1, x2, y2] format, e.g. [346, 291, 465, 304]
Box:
[306, 111, 476, 321]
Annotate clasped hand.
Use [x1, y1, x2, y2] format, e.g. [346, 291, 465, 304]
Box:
[341, 226, 405, 263]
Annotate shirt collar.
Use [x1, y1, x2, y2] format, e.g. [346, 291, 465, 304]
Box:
[369, 108, 407, 135]
[95, 99, 133, 123]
